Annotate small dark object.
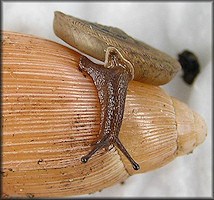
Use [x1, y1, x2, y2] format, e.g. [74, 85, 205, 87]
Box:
[37, 159, 43, 164]
[26, 193, 35, 198]
[120, 181, 125, 185]
[178, 50, 200, 85]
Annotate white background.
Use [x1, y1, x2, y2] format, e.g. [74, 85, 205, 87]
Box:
[3, 2, 212, 198]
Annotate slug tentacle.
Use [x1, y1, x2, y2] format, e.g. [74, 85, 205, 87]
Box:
[79, 47, 139, 170]
[81, 136, 109, 163]
[115, 138, 139, 170]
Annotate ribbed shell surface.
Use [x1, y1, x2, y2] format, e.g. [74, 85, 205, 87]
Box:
[2, 31, 129, 197]
[2, 31, 206, 198]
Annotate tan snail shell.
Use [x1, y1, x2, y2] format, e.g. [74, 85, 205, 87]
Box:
[2, 31, 207, 198]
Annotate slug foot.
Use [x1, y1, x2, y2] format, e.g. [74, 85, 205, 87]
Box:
[79, 47, 139, 170]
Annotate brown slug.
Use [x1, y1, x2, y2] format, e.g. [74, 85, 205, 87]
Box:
[53, 11, 181, 169]
[79, 48, 139, 169]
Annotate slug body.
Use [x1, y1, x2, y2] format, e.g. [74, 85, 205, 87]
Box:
[79, 49, 139, 170]
[53, 11, 181, 169]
